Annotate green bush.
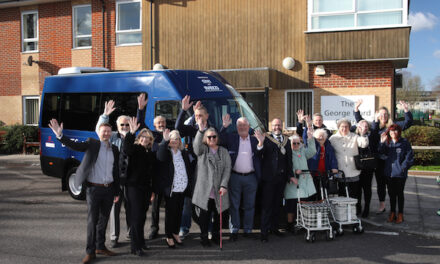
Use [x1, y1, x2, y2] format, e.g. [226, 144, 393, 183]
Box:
[0, 125, 38, 154]
[402, 126, 440, 166]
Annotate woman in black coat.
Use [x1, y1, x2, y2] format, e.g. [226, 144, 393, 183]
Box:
[156, 129, 193, 248]
[124, 117, 155, 256]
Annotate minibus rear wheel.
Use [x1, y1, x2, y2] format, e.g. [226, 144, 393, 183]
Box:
[67, 167, 86, 200]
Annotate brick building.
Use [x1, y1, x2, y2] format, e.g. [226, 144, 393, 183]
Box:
[0, 0, 410, 130]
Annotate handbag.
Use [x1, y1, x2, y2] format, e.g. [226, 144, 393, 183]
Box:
[354, 147, 377, 171]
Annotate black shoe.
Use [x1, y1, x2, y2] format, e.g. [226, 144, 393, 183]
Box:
[376, 208, 386, 215]
[242, 232, 249, 238]
[261, 233, 268, 243]
[132, 249, 144, 257]
[200, 238, 211, 247]
[110, 240, 118, 248]
[286, 223, 295, 234]
[148, 230, 159, 240]
[230, 233, 238, 242]
[271, 229, 283, 237]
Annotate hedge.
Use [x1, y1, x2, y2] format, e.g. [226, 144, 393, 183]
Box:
[402, 126, 440, 166]
[0, 125, 38, 154]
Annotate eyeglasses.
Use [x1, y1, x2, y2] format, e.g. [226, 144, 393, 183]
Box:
[119, 124, 129, 127]
[207, 135, 217, 140]
[292, 142, 301, 145]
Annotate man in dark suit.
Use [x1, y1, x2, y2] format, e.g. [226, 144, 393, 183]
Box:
[257, 118, 294, 242]
[49, 119, 120, 264]
[219, 114, 263, 241]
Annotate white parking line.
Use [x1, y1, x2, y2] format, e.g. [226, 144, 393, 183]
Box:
[365, 231, 399, 236]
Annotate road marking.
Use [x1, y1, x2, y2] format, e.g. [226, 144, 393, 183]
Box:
[416, 245, 440, 249]
[365, 231, 399, 236]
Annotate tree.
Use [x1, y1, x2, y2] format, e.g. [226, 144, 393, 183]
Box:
[396, 70, 425, 107]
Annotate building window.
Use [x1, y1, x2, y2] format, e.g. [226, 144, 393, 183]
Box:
[308, 0, 407, 31]
[116, 0, 142, 45]
[73, 5, 92, 48]
[23, 96, 40, 125]
[285, 90, 314, 129]
[21, 11, 38, 52]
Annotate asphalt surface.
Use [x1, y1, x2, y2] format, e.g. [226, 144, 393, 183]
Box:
[0, 155, 439, 264]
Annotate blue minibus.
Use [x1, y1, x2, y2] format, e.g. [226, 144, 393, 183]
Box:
[39, 69, 265, 200]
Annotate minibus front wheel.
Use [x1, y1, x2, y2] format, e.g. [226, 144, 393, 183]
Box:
[67, 167, 86, 200]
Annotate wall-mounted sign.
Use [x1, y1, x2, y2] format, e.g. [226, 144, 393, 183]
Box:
[321, 95, 375, 130]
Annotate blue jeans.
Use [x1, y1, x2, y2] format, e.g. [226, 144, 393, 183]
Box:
[228, 172, 258, 233]
[180, 197, 192, 232]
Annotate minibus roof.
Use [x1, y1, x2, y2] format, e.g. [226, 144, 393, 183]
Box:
[43, 70, 236, 100]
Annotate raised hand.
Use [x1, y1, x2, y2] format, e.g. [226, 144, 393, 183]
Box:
[399, 100, 409, 112]
[181, 95, 194, 111]
[48, 119, 63, 138]
[254, 129, 265, 146]
[137, 93, 148, 110]
[374, 110, 380, 122]
[163, 128, 170, 141]
[104, 100, 116, 116]
[197, 118, 207, 131]
[193, 100, 203, 112]
[222, 113, 232, 128]
[305, 115, 313, 128]
[380, 132, 388, 143]
[296, 109, 305, 122]
[128, 117, 140, 134]
[355, 99, 363, 112]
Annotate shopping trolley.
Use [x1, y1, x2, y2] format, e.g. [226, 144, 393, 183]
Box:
[295, 170, 334, 242]
[325, 170, 364, 236]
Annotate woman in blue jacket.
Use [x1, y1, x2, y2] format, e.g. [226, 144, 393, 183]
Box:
[379, 124, 414, 224]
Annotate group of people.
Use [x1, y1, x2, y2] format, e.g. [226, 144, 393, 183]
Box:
[48, 94, 414, 264]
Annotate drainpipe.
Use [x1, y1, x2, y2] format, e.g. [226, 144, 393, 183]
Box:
[100, 0, 106, 68]
[150, 0, 154, 69]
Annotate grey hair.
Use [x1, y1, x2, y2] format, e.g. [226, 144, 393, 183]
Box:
[154, 115, 166, 124]
[236, 117, 250, 126]
[313, 128, 328, 140]
[289, 134, 301, 141]
[116, 115, 130, 125]
[336, 118, 350, 129]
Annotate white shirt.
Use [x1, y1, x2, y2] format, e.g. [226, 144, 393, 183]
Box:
[171, 150, 188, 193]
[233, 135, 254, 173]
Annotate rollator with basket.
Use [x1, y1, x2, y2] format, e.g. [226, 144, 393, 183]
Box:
[295, 170, 334, 242]
[325, 170, 364, 236]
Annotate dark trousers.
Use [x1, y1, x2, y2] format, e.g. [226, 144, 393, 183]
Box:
[150, 193, 163, 233]
[127, 186, 150, 252]
[357, 170, 374, 212]
[387, 177, 407, 213]
[164, 193, 185, 238]
[375, 159, 387, 202]
[109, 185, 130, 241]
[260, 180, 285, 234]
[338, 180, 359, 199]
[86, 185, 114, 254]
[199, 199, 219, 241]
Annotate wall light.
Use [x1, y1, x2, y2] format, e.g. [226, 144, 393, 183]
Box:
[153, 63, 165, 70]
[282, 57, 295, 70]
[315, 65, 325, 76]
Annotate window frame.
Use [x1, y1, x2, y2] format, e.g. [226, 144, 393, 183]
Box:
[284, 89, 314, 130]
[72, 4, 92, 49]
[21, 10, 39, 53]
[115, 0, 142, 46]
[22, 95, 40, 126]
[307, 0, 408, 32]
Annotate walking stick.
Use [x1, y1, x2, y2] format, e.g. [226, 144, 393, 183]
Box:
[219, 193, 223, 250]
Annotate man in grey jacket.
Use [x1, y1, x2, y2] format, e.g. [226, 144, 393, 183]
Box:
[49, 119, 120, 264]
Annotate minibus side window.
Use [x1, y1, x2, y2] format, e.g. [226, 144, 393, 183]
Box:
[155, 100, 181, 130]
[61, 93, 101, 131]
[41, 93, 62, 127]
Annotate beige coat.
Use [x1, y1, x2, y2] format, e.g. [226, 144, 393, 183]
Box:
[192, 130, 231, 212]
[329, 132, 368, 179]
